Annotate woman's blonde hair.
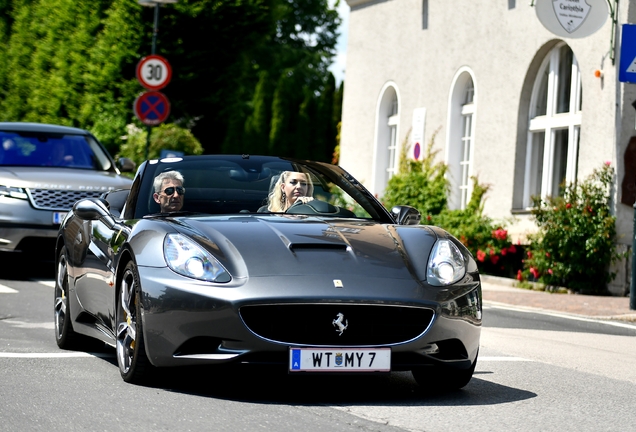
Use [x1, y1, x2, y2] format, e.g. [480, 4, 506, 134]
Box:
[267, 171, 314, 212]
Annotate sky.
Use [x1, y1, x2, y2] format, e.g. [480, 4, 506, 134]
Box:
[328, 0, 349, 86]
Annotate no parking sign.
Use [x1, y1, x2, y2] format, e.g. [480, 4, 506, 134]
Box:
[133, 91, 171, 126]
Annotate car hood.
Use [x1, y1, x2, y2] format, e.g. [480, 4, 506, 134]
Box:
[0, 167, 132, 190]
[174, 215, 439, 281]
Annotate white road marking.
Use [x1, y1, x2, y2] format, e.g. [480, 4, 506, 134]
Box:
[37, 280, 55, 288]
[479, 356, 533, 362]
[0, 284, 18, 293]
[2, 319, 54, 330]
[0, 352, 114, 358]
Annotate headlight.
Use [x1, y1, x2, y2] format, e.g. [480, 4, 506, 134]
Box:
[427, 239, 466, 286]
[0, 185, 28, 200]
[163, 233, 231, 283]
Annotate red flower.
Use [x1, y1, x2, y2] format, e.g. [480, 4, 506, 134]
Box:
[426, 215, 432, 221]
[527, 251, 533, 259]
[516, 270, 523, 281]
[492, 229, 508, 241]
[548, 268, 553, 275]
[476, 250, 486, 262]
[508, 245, 517, 254]
[490, 255, 500, 265]
[529, 267, 539, 279]
[545, 252, 550, 258]
[566, 203, 572, 209]
[501, 248, 508, 256]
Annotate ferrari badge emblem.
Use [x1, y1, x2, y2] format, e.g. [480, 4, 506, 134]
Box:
[332, 312, 348, 336]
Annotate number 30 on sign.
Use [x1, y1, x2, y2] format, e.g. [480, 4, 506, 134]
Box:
[136, 55, 172, 91]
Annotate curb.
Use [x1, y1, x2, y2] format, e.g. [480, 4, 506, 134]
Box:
[484, 300, 636, 324]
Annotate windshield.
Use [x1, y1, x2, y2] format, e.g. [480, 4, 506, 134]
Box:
[129, 156, 392, 222]
[0, 131, 113, 171]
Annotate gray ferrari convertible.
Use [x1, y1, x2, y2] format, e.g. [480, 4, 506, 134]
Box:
[54, 154, 481, 389]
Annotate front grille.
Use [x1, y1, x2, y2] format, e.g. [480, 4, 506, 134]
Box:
[28, 189, 104, 210]
[240, 304, 435, 346]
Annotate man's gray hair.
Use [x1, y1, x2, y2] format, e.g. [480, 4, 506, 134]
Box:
[153, 170, 184, 193]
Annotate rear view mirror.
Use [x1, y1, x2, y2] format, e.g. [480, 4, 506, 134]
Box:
[117, 157, 136, 173]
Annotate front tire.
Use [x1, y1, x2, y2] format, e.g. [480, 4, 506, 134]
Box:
[116, 261, 153, 383]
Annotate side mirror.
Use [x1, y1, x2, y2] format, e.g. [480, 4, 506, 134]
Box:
[73, 198, 118, 229]
[117, 157, 136, 173]
[391, 205, 422, 226]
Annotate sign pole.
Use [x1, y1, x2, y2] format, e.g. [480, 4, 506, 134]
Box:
[145, 3, 160, 161]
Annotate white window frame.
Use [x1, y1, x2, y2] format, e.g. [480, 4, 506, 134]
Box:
[446, 68, 476, 210]
[459, 95, 475, 209]
[372, 82, 400, 197]
[523, 42, 582, 208]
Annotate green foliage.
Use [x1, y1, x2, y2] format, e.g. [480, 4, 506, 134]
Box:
[520, 163, 620, 294]
[0, 0, 341, 159]
[119, 123, 203, 167]
[382, 130, 449, 216]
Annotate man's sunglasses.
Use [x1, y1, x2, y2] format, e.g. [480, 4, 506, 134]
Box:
[161, 186, 185, 196]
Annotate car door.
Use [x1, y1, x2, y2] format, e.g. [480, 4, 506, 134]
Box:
[72, 217, 116, 328]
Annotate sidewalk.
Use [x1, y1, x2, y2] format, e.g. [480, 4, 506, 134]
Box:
[481, 275, 636, 323]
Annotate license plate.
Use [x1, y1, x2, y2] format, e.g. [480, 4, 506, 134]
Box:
[53, 212, 67, 224]
[289, 348, 390, 372]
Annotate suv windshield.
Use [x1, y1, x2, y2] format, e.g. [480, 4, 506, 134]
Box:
[0, 131, 113, 171]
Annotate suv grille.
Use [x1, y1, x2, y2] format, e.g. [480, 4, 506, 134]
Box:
[240, 304, 435, 346]
[29, 189, 105, 210]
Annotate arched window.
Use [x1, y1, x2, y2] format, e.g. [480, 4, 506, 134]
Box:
[373, 84, 400, 196]
[447, 69, 476, 210]
[523, 42, 582, 207]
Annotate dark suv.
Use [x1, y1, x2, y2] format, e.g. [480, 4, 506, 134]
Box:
[0, 122, 135, 257]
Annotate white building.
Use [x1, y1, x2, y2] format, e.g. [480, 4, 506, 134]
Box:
[340, 0, 636, 295]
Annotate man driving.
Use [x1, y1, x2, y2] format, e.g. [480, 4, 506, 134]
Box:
[152, 170, 185, 213]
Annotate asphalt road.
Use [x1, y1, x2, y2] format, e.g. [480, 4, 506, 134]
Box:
[1, 265, 635, 432]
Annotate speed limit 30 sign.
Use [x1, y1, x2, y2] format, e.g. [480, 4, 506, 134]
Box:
[136, 55, 172, 90]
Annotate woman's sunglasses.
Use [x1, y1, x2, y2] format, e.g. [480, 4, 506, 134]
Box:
[161, 186, 185, 196]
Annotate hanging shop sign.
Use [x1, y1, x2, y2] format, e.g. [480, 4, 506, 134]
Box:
[535, 0, 608, 38]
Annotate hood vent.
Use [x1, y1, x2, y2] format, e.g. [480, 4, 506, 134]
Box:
[288, 243, 349, 252]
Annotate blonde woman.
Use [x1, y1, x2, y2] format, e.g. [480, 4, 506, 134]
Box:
[262, 171, 314, 212]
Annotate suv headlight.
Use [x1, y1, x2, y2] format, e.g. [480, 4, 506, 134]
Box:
[0, 185, 28, 200]
[164, 233, 231, 283]
[427, 239, 466, 286]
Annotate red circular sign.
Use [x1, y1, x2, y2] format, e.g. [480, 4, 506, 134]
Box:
[133, 91, 171, 126]
[136, 55, 172, 90]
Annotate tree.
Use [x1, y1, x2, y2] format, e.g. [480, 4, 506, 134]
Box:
[119, 123, 203, 166]
[0, 0, 342, 159]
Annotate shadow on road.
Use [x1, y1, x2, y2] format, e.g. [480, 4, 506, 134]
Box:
[0, 252, 55, 280]
[135, 363, 537, 406]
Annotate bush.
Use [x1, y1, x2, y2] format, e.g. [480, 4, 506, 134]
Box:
[118, 123, 204, 167]
[382, 130, 448, 216]
[520, 163, 620, 294]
